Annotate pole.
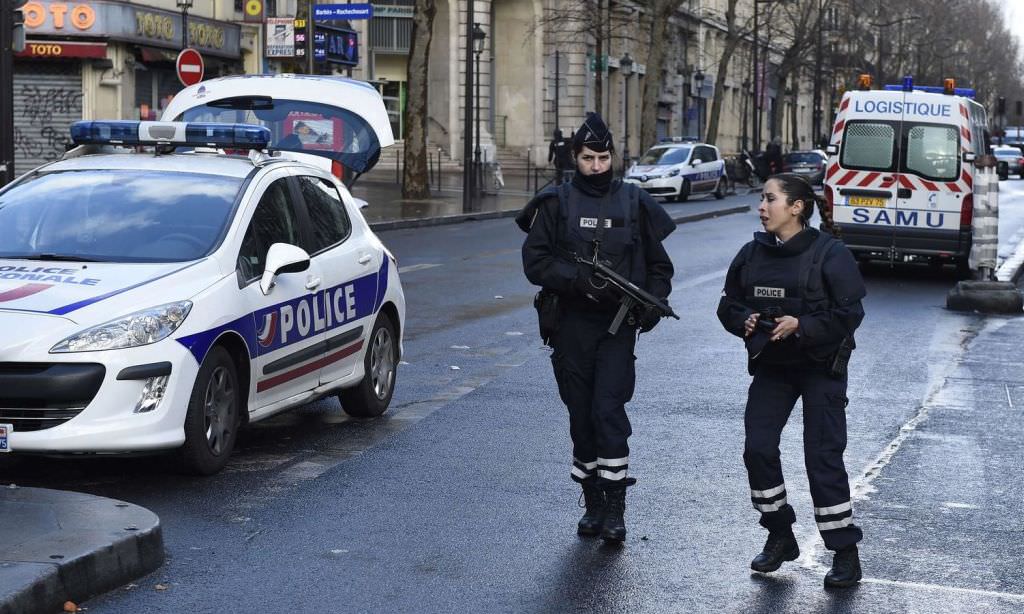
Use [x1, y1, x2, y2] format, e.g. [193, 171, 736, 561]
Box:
[474, 44, 481, 199]
[0, 3, 14, 186]
[462, 1, 475, 212]
[812, 0, 822, 147]
[554, 50, 560, 134]
[181, 7, 188, 48]
[307, 0, 315, 74]
[623, 74, 630, 171]
[752, 0, 760, 152]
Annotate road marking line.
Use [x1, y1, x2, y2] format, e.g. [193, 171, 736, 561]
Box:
[1006, 383, 1014, 408]
[860, 577, 1024, 602]
[398, 263, 442, 273]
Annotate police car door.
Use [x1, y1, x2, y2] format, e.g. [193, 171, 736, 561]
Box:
[689, 146, 714, 193]
[895, 98, 966, 258]
[237, 172, 328, 408]
[291, 173, 374, 386]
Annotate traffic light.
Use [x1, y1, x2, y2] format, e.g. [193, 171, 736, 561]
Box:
[11, 0, 26, 53]
[997, 96, 1006, 116]
[1016, 100, 1023, 118]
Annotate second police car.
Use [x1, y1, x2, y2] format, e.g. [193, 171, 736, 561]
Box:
[0, 76, 405, 474]
[623, 139, 727, 202]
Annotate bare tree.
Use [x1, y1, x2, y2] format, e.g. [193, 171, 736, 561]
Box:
[764, 0, 818, 150]
[638, 0, 681, 152]
[402, 0, 436, 200]
[704, 0, 746, 146]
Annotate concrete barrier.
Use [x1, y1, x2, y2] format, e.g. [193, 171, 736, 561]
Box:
[947, 280, 1023, 313]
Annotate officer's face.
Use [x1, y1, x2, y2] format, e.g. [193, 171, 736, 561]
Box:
[576, 146, 613, 175]
[759, 179, 805, 237]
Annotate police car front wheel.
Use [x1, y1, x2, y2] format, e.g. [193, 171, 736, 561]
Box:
[177, 345, 241, 475]
[339, 312, 398, 418]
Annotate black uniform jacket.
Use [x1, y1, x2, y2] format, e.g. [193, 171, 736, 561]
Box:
[717, 228, 866, 363]
[518, 179, 676, 309]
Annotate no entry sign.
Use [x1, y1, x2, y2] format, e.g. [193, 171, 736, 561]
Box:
[176, 48, 205, 87]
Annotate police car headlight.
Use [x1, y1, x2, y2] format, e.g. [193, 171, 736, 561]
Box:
[667, 168, 681, 177]
[50, 301, 193, 353]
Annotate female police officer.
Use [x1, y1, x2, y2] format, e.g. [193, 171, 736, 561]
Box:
[517, 113, 675, 543]
[716, 173, 866, 588]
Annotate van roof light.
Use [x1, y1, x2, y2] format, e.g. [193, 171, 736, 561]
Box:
[857, 74, 873, 90]
[943, 78, 955, 95]
[70, 121, 271, 149]
[902, 76, 913, 91]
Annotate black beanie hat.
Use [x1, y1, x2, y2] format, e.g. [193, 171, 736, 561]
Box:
[572, 112, 614, 154]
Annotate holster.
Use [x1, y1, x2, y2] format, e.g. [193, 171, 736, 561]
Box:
[828, 336, 855, 378]
[534, 289, 562, 346]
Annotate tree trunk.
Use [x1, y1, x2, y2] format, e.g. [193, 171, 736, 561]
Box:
[639, 1, 675, 152]
[402, 0, 436, 199]
[789, 75, 799, 149]
[705, 0, 742, 147]
[594, 0, 603, 116]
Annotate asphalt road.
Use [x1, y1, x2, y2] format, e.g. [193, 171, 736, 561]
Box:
[2, 187, 1023, 613]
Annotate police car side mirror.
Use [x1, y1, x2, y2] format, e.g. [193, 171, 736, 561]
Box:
[690, 159, 703, 166]
[260, 243, 311, 295]
[962, 151, 977, 164]
[825, 145, 838, 156]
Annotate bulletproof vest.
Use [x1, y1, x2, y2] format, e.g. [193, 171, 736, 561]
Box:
[556, 183, 644, 285]
[740, 233, 832, 318]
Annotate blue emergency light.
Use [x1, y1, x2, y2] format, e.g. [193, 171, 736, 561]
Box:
[70, 121, 271, 149]
[883, 82, 976, 98]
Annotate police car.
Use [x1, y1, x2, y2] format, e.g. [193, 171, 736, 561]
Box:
[0, 95, 405, 474]
[623, 140, 726, 202]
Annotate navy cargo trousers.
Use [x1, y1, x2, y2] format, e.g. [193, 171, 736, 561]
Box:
[743, 362, 863, 550]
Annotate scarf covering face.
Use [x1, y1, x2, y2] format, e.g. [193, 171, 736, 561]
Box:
[573, 167, 614, 195]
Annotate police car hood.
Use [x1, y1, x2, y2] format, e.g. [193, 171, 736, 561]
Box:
[0, 258, 214, 325]
[161, 74, 394, 175]
[630, 165, 676, 176]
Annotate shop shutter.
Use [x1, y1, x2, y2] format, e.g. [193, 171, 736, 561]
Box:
[12, 61, 83, 176]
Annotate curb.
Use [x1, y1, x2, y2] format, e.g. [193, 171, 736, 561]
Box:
[369, 203, 752, 232]
[0, 486, 164, 614]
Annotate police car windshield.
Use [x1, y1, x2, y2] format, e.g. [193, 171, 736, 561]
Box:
[176, 98, 380, 173]
[639, 147, 690, 166]
[0, 170, 241, 263]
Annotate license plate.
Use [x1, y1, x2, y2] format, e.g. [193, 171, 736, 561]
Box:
[848, 196, 886, 207]
[0, 424, 10, 452]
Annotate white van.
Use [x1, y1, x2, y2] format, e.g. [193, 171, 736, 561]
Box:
[823, 78, 988, 273]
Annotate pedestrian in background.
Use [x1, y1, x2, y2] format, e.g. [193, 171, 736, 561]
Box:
[548, 129, 575, 185]
[716, 173, 866, 588]
[517, 113, 675, 543]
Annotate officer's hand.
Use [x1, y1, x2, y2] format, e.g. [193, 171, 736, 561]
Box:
[638, 304, 664, 333]
[770, 315, 800, 342]
[744, 313, 760, 337]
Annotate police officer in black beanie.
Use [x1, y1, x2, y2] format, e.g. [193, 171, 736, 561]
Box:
[516, 112, 676, 543]
[717, 173, 866, 588]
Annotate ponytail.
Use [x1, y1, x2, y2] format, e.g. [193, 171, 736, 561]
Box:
[814, 194, 841, 238]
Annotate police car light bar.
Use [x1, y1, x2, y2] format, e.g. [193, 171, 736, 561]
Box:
[70, 121, 272, 149]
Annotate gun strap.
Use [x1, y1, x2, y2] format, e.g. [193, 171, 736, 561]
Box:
[593, 192, 609, 262]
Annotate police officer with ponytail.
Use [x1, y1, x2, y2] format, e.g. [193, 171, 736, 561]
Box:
[717, 173, 866, 588]
[517, 112, 675, 543]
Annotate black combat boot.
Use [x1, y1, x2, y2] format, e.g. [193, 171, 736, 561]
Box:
[577, 479, 605, 536]
[600, 480, 631, 543]
[824, 545, 862, 588]
[750, 531, 800, 572]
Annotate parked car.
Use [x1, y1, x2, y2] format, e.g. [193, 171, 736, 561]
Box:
[782, 150, 828, 184]
[0, 77, 405, 475]
[993, 145, 1023, 179]
[624, 140, 726, 201]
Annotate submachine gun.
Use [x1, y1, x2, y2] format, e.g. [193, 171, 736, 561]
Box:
[576, 255, 680, 335]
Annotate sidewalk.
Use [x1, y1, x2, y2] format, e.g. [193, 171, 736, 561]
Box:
[0, 185, 752, 614]
[0, 486, 163, 614]
[352, 179, 757, 230]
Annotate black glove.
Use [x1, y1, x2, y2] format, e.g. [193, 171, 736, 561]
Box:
[638, 303, 665, 333]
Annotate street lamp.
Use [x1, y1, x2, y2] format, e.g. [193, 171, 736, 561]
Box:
[741, 78, 751, 151]
[694, 69, 705, 141]
[620, 52, 633, 172]
[176, 0, 193, 49]
[472, 23, 486, 198]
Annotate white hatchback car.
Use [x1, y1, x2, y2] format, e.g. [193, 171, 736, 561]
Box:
[0, 87, 405, 475]
[624, 141, 727, 202]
